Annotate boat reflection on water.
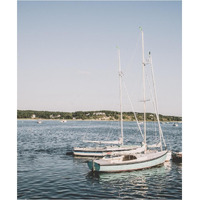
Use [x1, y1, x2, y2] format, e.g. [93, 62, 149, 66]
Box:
[86, 162, 172, 199]
[173, 162, 182, 174]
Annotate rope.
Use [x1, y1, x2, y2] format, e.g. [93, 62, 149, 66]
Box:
[149, 57, 167, 148]
[145, 69, 159, 142]
[122, 77, 144, 140]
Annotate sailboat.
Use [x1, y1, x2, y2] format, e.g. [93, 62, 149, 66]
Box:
[173, 123, 178, 127]
[73, 45, 145, 157]
[61, 120, 67, 123]
[87, 27, 168, 172]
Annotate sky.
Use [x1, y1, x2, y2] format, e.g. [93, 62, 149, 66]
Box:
[17, 1, 182, 116]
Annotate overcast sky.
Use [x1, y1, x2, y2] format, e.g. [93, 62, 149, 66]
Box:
[17, 1, 182, 116]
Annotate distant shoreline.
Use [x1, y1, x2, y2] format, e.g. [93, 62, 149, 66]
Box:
[17, 118, 182, 123]
[17, 110, 182, 122]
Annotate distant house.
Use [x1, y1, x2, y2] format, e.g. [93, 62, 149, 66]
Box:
[102, 116, 110, 120]
[50, 115, 54, 119]
[93, 112, 105, 116]
[31, 114, 36, 119]
[56, 115, 61, 118]
[73, 117, 76, 120]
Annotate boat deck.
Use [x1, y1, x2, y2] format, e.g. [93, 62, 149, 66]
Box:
[95, 151, 168, 166]
[74, 145, 139, 152]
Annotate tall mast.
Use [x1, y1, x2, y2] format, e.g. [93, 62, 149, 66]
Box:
[117, 47, 124, 146]
[140, 27, 147, 153]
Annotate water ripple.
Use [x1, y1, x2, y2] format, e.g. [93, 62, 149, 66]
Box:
[18, 120, 182, 199]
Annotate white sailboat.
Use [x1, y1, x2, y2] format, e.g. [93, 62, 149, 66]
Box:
[73, 46, 145, 157]
[88, 27, 168, 172]
[173, 123, 178, 127]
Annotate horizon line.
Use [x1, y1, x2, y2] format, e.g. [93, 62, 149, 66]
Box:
[17, 109, 182, 117]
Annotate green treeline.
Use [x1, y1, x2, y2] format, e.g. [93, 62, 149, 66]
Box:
[17, 110, 182, 121]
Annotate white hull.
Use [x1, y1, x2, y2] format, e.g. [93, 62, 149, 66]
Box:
[165, 151, 172, 161]
[88, 151, 168, 172]
[73, 145, 144, 157]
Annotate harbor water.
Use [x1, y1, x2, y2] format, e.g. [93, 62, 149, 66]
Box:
[17, 120, 182, 199]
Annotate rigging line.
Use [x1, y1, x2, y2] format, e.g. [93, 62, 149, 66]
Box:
[96, 98, 122, 143]
[149, 56, 166, 148]
[103, 110, 121, 143]
[122, 77, 144, 139]
[104, 110, 123, 142]
[152, 108, 159, 141]
[145, 69, 157, 119]
[96, 121, 110, 146]
[94, 107, 111, 143]
[95, 119, 106, 143]
[145, 72, 159, 142]
[95, 110, 120, 144]
[88, 108, 114, 145]
[105, 119, 116, 141]
[154, 117, 159, 142]
[145, 68, 162, 145]
[117, 116, 121, 143]
[105, 109, 121, 141]
[82, 110, 99, 142]
[83, 115, 93, 141]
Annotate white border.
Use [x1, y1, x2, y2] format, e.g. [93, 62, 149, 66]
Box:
[4, 0, 199, 198]
[0, 0, 17, 199]
[183, 0, 200, 199]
